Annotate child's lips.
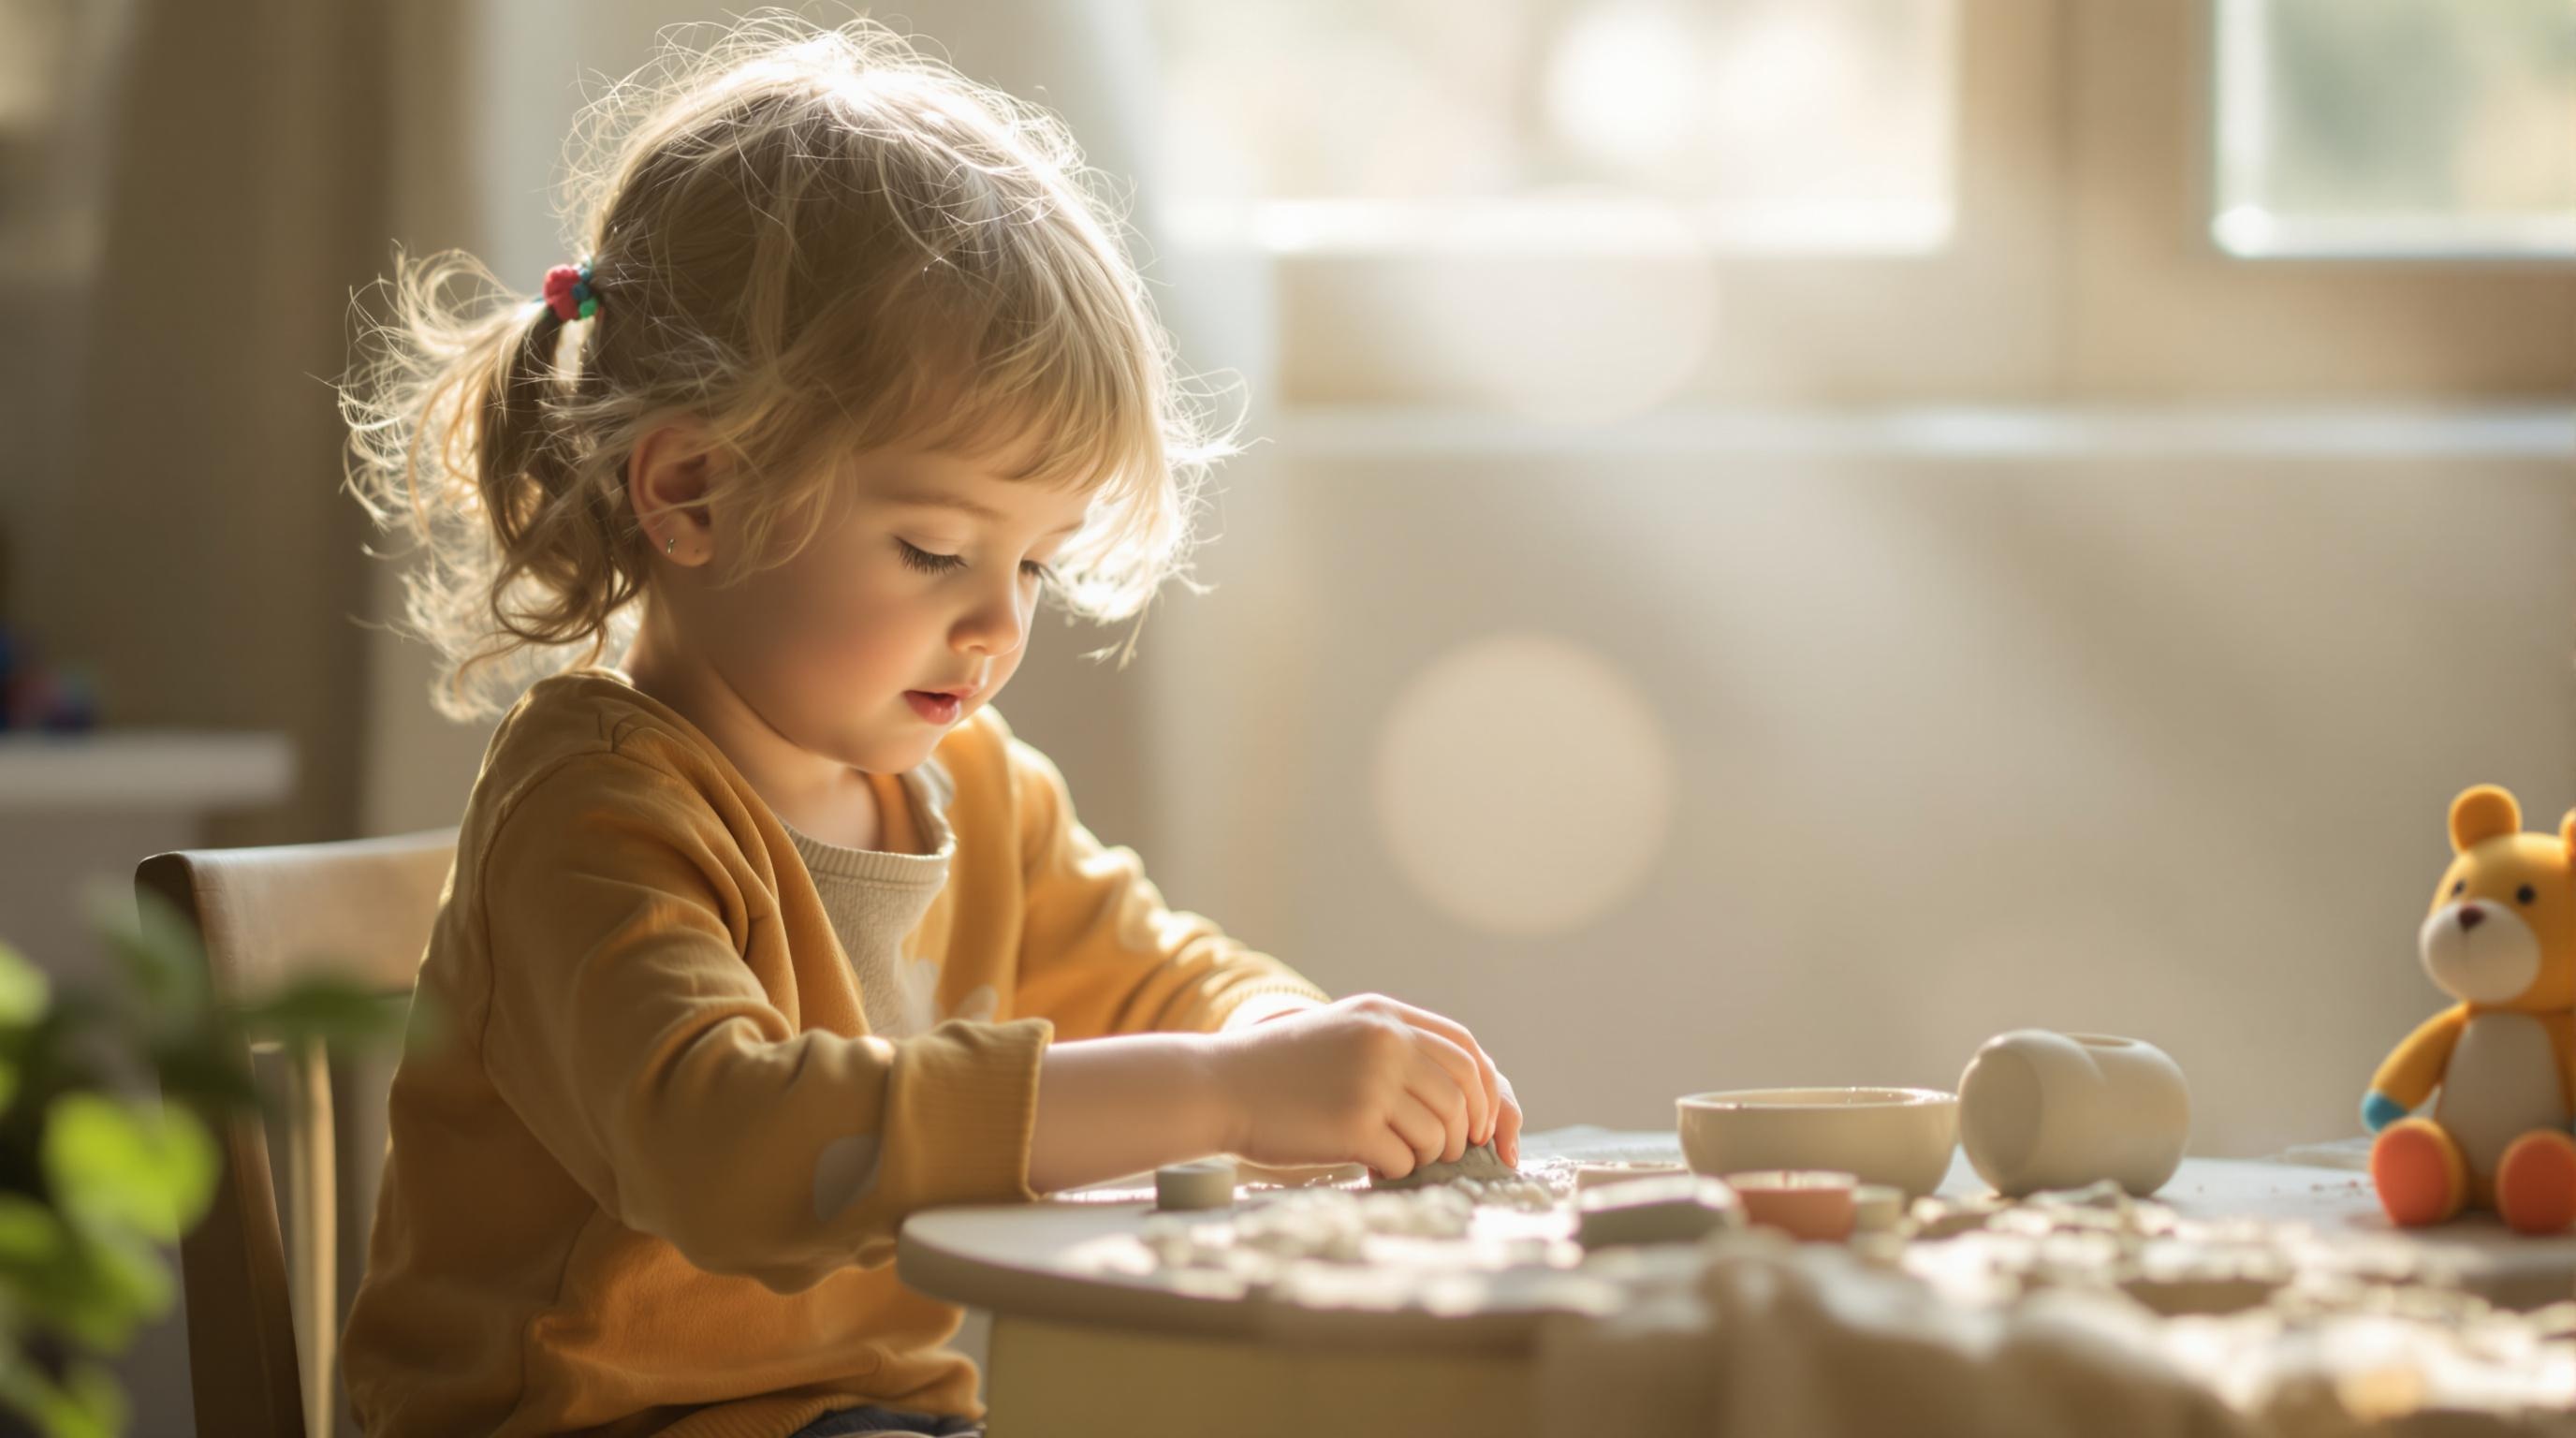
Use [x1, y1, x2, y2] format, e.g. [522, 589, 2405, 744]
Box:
[905, 689, 965, 724]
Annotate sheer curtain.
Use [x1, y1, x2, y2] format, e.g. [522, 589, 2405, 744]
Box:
[37, 0, 424, 854]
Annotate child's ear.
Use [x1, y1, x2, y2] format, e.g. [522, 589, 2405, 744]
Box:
[626, 419, 723, 565]
[2450, 785, 2522, 853]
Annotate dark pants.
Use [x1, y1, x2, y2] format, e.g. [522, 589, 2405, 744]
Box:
[785, 1405, 984, 1437]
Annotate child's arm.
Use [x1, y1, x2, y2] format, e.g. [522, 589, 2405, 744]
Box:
[476, 756, 1052, 1285]
[988, 725, 1519, 1188]
[1026, 1031, 1233, 1191]
[1027, 995, 1508, 1193]
[2554, 1012, 2576, 1123]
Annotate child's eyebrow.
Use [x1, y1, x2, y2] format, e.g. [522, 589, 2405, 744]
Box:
[885, 490, 1085, 537]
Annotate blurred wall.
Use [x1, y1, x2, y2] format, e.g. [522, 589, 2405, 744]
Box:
[1133, 431, 2576, 1159]
[18, 0, 389, 849]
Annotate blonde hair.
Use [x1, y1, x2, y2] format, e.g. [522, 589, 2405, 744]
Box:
[343, 13, 1230, 720]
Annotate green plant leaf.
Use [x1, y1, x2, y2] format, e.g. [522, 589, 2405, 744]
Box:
[0, 875, 422, 1399]
[0, 1193, 68, 1269]
[140, 1037, 257, 1112]
[0, 1194, 157, 1353]
[237, 977, 408, 1049]
[59, 1223, 172, 1346]
[0, 945, 50, 1030]
[0, 1350, 128, 1438]
[56, 1358, 126, 1438]
[83, 886, 209, 1024]
[41, 1094, 216, 1243]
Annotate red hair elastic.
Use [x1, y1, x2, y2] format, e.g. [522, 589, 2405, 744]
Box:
[542, 262, 597, 321]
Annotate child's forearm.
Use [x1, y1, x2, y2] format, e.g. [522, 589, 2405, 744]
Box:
[1027, 1033, 1236, 1194]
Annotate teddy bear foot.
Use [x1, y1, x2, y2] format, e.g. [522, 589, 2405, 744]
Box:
[2496, 1130, 2576, 1236]
[2371, 1118, 2469, 1226]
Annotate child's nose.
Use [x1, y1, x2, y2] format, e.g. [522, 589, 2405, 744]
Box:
[954, 588, 1029, 656]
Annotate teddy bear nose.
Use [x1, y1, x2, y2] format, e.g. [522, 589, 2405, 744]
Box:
[2460, 904, 2486, 931]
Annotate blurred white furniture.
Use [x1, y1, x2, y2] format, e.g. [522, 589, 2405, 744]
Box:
[0, 727, 297, 988]
[0, 727, 296, 965]
[0, 729, 295, 810]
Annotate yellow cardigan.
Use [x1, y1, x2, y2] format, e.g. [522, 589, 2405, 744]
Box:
[343, 670, 1328, 1438]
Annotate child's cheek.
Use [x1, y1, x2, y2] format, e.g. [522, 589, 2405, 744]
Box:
[822, 590, 922, 682]
[799, 563, 894, 647]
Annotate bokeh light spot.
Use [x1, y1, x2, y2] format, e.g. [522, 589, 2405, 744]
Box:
[1374, 633, 1673, 935]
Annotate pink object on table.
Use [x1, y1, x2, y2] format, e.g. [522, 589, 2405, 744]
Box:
[1724, 1169, 1858, 1241]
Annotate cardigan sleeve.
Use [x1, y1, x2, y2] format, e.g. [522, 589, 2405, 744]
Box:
[999, 728, 1331, 1041]
[476, 753, 1050, 1289]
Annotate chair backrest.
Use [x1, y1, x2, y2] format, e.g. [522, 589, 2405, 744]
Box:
[135, 829, 458, 1438]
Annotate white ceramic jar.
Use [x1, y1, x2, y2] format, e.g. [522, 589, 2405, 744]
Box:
[1956, 1031, 2191, 1197]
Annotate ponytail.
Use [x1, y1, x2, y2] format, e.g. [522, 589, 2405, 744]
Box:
[342, 251, 642, 720]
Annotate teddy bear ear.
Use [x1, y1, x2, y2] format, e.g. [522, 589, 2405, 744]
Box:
[2559, 810, 2576, 857]
[2451, 785, 2522, 853]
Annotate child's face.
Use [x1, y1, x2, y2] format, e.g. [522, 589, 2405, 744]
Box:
[694, 442, 1093, 776]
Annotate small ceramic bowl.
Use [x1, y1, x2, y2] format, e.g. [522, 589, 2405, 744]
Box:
[1676, 1087, 1960, 1200]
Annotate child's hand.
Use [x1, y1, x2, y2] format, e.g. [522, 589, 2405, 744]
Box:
[1208, 993, 1523, 1179]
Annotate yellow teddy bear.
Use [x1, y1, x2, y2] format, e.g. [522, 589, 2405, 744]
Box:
[2364, 785, 2576, 1234]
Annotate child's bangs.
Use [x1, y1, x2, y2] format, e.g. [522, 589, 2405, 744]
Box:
[849, 264, 1172, 556]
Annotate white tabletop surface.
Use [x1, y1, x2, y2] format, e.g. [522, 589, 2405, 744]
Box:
[897, 1127, 2576, 1349]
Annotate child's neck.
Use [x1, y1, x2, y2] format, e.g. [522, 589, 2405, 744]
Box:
[615, 635, 886, 852]
[776, 778, 888, 851]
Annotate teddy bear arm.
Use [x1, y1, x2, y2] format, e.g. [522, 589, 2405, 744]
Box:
[2370, 1005, 2469, 1111]
[2550, 1013, 2576, 1122]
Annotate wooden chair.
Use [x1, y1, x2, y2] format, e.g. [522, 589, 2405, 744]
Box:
[135, 829, 457, 1438]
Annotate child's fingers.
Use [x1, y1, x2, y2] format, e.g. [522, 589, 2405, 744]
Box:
[1361, 1123, 1420, 1181]
[1385, 1091, 1448, 1174]
[1494, 1071, 1525, 1167]
[1406, 1029, 1489, 1152]
[1385, 1001, 1504, 1146]
[1404, 1049, 1474, 1164]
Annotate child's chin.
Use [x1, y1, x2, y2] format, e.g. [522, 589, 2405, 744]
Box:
[865, 730, 946, 770]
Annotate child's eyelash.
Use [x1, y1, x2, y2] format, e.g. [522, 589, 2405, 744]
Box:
[897, 539, 1057, 585]
[896, 539, 965, 574]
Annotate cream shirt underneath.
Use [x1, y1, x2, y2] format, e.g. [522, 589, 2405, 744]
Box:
[778, 757, 970, 1040]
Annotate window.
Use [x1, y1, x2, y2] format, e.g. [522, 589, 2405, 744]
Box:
[1147, 0, 1959, 255]
[2213, 0, 2576, 258]
[1138, 0, 2575, 406]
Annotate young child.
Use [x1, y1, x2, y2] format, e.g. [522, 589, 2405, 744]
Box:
[335, 17, 1521, 1438]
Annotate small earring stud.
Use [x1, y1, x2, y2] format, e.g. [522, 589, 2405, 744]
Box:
[665, 534, 678, 556]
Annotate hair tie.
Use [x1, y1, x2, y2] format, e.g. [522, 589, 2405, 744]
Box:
[541, 261, 597, 322]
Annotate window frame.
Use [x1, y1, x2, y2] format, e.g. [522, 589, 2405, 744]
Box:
[2065, 0, 2576, 400]
[1170, 0, 2576, 408]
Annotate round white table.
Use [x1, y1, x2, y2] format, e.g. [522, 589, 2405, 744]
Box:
[898, 1134, 2576, 1437]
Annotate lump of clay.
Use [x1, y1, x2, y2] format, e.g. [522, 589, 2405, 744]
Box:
[1370, 1139, 1518, 1191]
[1154, 1158, 1237, 1212]
[1576, 1174, 1746, 1251]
